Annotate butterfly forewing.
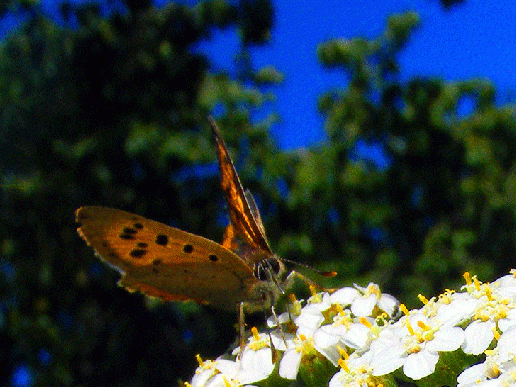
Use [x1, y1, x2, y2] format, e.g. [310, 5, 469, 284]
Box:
[76, 206, 258, 310]
[209, 118, 272, 255]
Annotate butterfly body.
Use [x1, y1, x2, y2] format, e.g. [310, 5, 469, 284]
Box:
[76, 118, 287, 313]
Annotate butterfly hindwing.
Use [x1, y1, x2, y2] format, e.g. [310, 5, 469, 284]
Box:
[76, 206, 258, 310]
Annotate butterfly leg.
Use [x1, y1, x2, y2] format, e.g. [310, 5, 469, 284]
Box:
[270, 304, 288, 350]
[266, 328, 279, 363]
[238, 301, 246, 358]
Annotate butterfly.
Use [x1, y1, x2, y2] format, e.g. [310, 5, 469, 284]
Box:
[76, 118, 330, 321]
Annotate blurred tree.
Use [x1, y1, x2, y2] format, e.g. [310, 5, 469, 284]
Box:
[1, 0, 514, 386]
[311, 11, 516, 303]
[0, 0, 280, 385]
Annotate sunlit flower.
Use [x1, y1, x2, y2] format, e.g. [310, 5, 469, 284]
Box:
[188, 272, 516, 387]
[495, 325, 516, 362]
[369, 309, 464, 380]
[458, 327, 516, 387]
[330, 284, 398, 318]
[458, 274, 516, 355]
[189, 356, 239, 387]
[278, 333, 311, 379]
[314, 306, 375, 352]
[229, 328, 277, 384]
[462, 319, 496, 356]
[294, 291, 331, 335]
[237, 329, 275, 384]
[329, 351, 383, 387]
[492, 271, 516, 298]
[432, 291, 480, 327]
[278, 324, 339, 378]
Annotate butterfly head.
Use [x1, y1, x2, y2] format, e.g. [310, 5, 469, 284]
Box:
[253, 256, 285, 281]
[252, 255, 288, 297]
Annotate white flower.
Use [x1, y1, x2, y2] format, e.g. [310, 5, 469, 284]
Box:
[367, 327, 406, 376]
[457, 361, 496, 387]
[433, 291, 480, 326]
[497, 307, 516, 332]
[294, 292, 331, 336]
[189, 273, 516, 387]
[189, 357, 239, 387]
[332, 283, 399, 318]
[238, 345, 275, 384]
[369, 310, 464, 380]
[329, 351, 377, 387]
[278, 328, 339, 378]
[492, 272, 516, 298]
[330, 287, 359, 306]
[462, 319, 496, 355]
[266, 311, 290, 328]
[315, 313, 372, 352]
[496, 325, 516, 362]
[230, 328, 276, 384]
[458, 330, 516, 387]
[274, 292, 333, 380]
[456, 274, 516, 355]
[190, 329, 277, 387]
[278, 333, 307, 379]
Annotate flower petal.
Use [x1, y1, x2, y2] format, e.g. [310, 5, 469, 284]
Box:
[426, 326, 464, 352]
[457, 362, 487, 386]
[462, 320, 495, 355]
[403, 351, 439, 380]
[351, 293, 377, 317]
[279, 349, 302, 380]
[238, 348, 274, 384]
[330, 287, 359, 306]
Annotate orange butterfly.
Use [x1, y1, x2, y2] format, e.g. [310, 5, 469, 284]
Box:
[76, 118, 317, 319]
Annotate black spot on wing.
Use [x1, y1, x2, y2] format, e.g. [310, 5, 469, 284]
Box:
[155, 234, 168, 246]
[129, 249, 146, 258]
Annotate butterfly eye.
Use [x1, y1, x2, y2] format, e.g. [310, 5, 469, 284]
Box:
[253, 258, 281, 281]
[267, 258, 281, 275]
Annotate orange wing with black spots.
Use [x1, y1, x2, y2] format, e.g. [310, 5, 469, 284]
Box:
[76, 206, 258, 310]
[209, 117, 272, 256]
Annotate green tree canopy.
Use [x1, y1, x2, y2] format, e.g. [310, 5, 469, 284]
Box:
[1, 1, 514, 386]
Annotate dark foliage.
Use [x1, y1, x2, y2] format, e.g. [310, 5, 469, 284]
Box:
[2, 1, 515, 386]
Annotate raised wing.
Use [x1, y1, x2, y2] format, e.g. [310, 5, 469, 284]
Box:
[76, 206, 257, 310]
[209, 117, 272, 256]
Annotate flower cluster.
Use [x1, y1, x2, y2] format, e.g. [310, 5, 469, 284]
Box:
[187, 271, 516, 387]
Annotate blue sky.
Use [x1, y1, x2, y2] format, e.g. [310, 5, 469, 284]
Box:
[203, 0, 516, 148]
[2, 0, 515, 149]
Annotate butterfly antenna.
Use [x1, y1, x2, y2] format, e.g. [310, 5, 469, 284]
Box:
[208, 115, 221, 138]
[280, 257, 337, 278]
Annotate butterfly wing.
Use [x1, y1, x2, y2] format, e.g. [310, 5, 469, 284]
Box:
[209, 117, 272, 256]
[244, 189, 267, 238]
[76, 206, 258, 310]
